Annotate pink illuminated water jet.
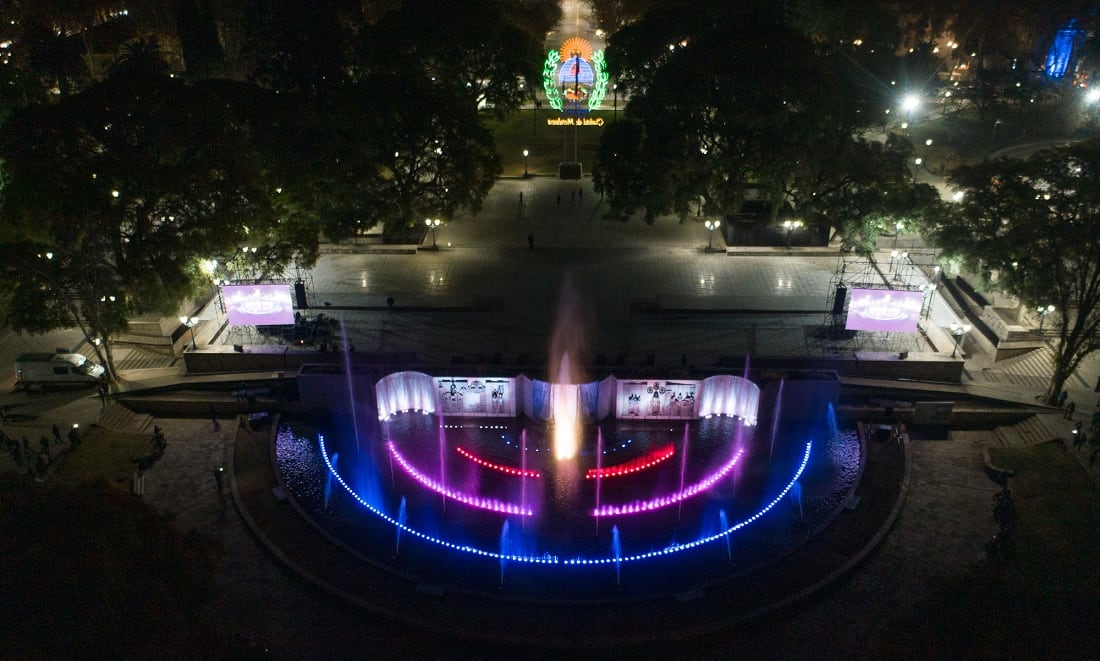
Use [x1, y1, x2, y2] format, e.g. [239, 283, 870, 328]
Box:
[547, 275, 591, 461]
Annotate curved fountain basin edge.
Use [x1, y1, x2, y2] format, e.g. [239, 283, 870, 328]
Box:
[231, 421, 908, 647]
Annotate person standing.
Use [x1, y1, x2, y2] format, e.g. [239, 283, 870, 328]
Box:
[528, 234, 535, 251]
[209, 404, 221, 432]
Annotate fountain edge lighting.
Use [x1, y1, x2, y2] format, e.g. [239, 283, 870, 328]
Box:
[387, 442, 534, 516]
[567, 442, 813, 564]
[456, 446, 541, 478]
[591, 447, 746, 516]
[318, 434, 812, 567]
[585, 444, 675, 479]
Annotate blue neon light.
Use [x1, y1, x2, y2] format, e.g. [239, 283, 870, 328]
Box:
[318, 434, 813, 566]
[1046, 20, 1084, 80]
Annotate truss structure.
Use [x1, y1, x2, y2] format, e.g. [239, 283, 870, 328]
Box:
[815, 249, 942, 354]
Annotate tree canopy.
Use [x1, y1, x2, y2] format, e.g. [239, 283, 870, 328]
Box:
[593, 0, 932, 248]
[928, 140, 1100, 403]
[0, 74, 284, 375]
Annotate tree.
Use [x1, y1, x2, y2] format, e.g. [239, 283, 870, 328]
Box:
[362, 0, 545, 116]
[926, 140, 1100, 403]
[594, 0, 923, 239]
[359, 74, 502, 239]
[0, 74, 282, 378]
[17, 19, 89, 96]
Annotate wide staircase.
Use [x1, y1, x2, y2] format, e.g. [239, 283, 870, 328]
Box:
[992, 412, 1069, 447]
[96, 402, 154, 434]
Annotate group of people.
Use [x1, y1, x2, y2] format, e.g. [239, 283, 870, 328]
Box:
[1059, 389, 1100, 466]
[1070, 409, 1100, 466]
[1, 422, 80, 479]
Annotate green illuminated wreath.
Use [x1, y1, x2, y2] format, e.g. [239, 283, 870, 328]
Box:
[589, 50, 609, 111]
[542, 50, 564, 112]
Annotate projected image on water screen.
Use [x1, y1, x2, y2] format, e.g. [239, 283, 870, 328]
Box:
[844, 288, 924, 333]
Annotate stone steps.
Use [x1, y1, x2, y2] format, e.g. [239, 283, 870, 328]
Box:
[96, 402, 154, 434]
[993, 412, 1065, 447]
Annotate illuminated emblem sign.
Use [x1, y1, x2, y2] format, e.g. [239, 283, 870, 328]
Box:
[543, 37, 609, 113]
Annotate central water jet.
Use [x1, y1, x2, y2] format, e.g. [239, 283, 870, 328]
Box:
[551, 352, 581, 460]
[547, 275, 591, 462]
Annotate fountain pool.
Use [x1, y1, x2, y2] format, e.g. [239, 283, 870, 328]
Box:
[275, 378, 860, 600]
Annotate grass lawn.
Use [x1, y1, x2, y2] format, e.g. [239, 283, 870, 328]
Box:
[486, 108, 621, 177]
[887, 441, 1100, 658]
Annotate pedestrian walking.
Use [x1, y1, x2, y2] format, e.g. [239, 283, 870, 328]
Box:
[1075, 420, 1083, 434]
[519, 191, 524, 204]
[571, 189, 575, 201]
[214, 466, 225, 494]
[1064, 401, 1076, 419]
[1058, 389, 1068, 408]
[528, 234, 535, 251]
[51, 424, 62, 445]
[67, 425, 80, 451]
[578, 188, 583, 201]
[387, 296, 395, 312]
[97, 381, 108, 407]
[209, 404, 221, 432]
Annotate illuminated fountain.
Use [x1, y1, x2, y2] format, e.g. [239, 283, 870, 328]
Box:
[276, 285, 857, 601]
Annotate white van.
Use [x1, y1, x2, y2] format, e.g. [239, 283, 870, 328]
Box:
[15, 352, 106, 389]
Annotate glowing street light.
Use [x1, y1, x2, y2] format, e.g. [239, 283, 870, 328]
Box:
[783, 219, 802, 249]
[1037, 304, 1056, 332]
[1087, 89, 1100, 105]
[704, 219, 720, 251]
[901, 94, 920, 117]
[425, 217, 442, 249]
[950, 321, 971, 358]
[179, 316, 197, 350]
[523, 149, 529, 177]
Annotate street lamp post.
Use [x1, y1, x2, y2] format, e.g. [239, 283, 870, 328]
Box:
[922, 283, 937, 319]
[704, 219, 720, 252]
[613, 83, 618, 120]
[523, 149, 529, 177]
[893, 221, 904, 249]
[179, 316, 197, 350]
[950, 321, 971, 358]
[1037, 304, 1056, 332]
[425, 218, 442, 249]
